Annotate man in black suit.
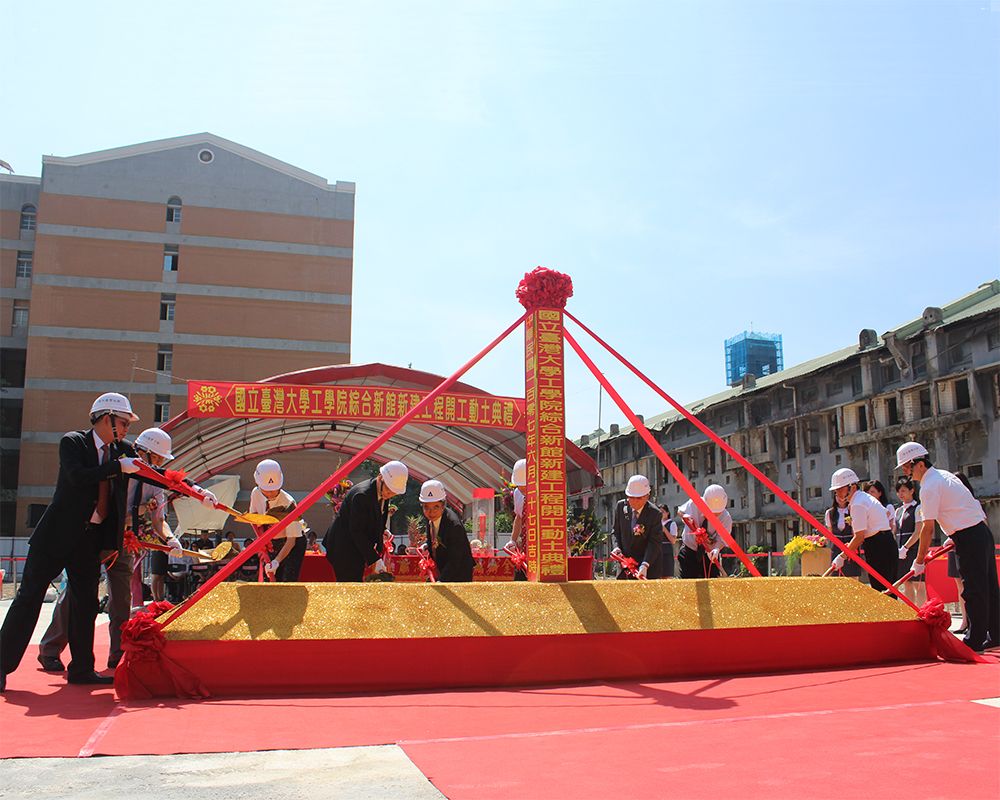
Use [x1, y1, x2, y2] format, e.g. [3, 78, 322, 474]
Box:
[324, 460, 408, 582]
[1, 393, 142, 690]
[611, 474, 663, 580]
[419, 480, 474, 582]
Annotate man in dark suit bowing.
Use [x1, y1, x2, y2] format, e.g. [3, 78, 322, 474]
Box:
[2, 393, 143, 690]
[420, 480, 474, 582]
[324, 460, 409, 582]
[611, 474, 663, 580]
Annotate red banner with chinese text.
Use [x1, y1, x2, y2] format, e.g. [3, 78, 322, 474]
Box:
[187, 382, 525, 430]
[524, 308, 568, 581]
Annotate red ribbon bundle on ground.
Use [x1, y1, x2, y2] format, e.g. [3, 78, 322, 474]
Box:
[917, 597, 987, 664]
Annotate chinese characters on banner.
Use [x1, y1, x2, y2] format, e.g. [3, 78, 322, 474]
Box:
[187, 382, 525, 431]
[524, 308, 568, 581]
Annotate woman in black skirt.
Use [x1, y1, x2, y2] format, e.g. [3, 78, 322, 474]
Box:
[894, 478, 924, 605]
[824, 492, 861, 578]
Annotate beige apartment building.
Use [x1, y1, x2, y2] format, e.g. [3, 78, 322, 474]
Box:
[1, 134, 355, 540]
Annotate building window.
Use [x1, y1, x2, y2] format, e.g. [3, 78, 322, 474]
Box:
[19, 204, 36, 231]
[988, 329, 1000, 351]
[851, 371, 863, 396]
[763, 492, 776, 504]
[160, 299, 175, 321]
[163, 244, 179, 272]
[962, 463, 983, 479]
[11, 304, 28, 330]
[704, 445, 715, 475]
[154, 395, 171, 424]
[912, 341, 927, 378]
[166, 196, 182, 223]
[948, 333, 971, 367]
[955, 378, 971, 410]
[801, 384, 818, 404]
[783, 425, 796, 459]
[828, 413, 840, 449]
[15, 251, 32, 278]
[807, 487, 823, 500]
[826, 380, 843, 398]
[805, 419, 821, 454]
[886, 396, 900, 426]
[881, 361, 900, 386]
[157, 348, 173, 372]
[919, 388, 932, 418]
[856, 404, 868, 433]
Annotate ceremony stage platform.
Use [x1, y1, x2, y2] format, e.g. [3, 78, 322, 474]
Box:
[121, 577, 933, 698]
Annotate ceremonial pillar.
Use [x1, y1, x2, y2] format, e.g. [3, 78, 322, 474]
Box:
[519, 268, 574, 582]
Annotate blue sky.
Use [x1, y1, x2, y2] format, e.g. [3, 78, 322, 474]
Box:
[4, 1, 997, 436]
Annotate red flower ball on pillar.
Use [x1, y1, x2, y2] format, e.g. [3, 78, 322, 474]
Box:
[516, 267, 573, 311]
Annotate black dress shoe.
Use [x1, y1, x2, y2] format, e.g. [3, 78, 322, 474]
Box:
[67, 671, 114, 685]
[37, 655, 65, 672]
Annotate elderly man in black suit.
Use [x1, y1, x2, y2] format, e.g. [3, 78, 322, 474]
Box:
[611, 474, 664, 580]
[324, 461, 409, 582]
[420, 480, 475, 582]
[2, 393, 143, 690]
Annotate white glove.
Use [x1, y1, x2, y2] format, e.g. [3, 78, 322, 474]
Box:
[636, 562, 648, 579]
[165, 536, 183, 558]
[832, 553, 846, 570]
[898, 546, 908, 560]
[911, 560, 925, 576]
[198, 489, 218, 509]
[119, 457, 140, 474]
[264, 559, 279, 575]
[611, 547, 623, 558]
[374, 558, 386, 573]
[709, 548, 721, 564]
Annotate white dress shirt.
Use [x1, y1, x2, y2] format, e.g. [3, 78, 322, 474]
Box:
[918, 467, 987, 536]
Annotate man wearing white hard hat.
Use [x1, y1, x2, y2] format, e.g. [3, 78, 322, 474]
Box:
[419, 480, 474, 582]
[611, 475, 663, 579]
[827, 467, 897, 588]
[324, 460, 409, 582]
[2, 393, 158, 689]
[676, 484, 732, 579]
[897, 441, 998, 652]
[249, 459, 307, 582]
[36, 426, 188, 670]
[509, 459, 528, 580]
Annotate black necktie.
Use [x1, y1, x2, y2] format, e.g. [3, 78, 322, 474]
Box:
[95, 444, 111, 522]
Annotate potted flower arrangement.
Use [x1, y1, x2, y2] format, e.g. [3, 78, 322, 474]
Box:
[325, 478, 353, 515]
[783, 534, 829, 576]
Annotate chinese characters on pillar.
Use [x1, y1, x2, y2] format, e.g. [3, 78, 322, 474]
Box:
[524, 308, 568, 581]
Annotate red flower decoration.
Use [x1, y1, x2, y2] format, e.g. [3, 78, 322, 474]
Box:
[163, 468, 187, 482]
[123, 529, 143, 556]
[516, 266, 573, 312]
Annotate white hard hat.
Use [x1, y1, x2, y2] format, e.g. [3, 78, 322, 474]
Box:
[254, 459, 283, 490]
[829, 468, 861, 491]
[625, 474, 651, 498]
[419, 479, 447, 503]
[90, 392, 139, 421]
[896, 441, 929, 468]
[703, 484, 728, 514]
[379, 460, 409, 495]
[511, 459, 527, 487]
[134, 427, 174, 461]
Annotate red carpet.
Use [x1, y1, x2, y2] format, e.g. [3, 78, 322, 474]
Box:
[3, 640, 999, 799]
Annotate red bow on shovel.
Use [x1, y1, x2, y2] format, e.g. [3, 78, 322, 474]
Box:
[408, 545, 437, 582]
[610, 551, 646, 580]
[503, 541, 528, 573]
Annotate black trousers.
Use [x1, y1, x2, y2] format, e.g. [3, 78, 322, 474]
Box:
[0, 532, 101, 679]
[327, 546, 366, 582]
[678, 545, 723, 579]
[952, 522, 1000, 650]
[862, 530, 898, 589]
[275, 536, 307, 582]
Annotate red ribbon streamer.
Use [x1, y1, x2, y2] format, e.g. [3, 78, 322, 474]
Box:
[564, 311, 916, 609]
[161, 310, 528, 628]
[564, 327, 762, 579]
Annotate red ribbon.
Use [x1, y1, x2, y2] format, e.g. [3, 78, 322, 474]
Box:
[503, 541, 528, 573]
[408, 546, 437, 582]
[610, 551, 645, 579]
[122, 529, 143, 556]
[114, 601, 210, 700]
[917, 597, 987, 664]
